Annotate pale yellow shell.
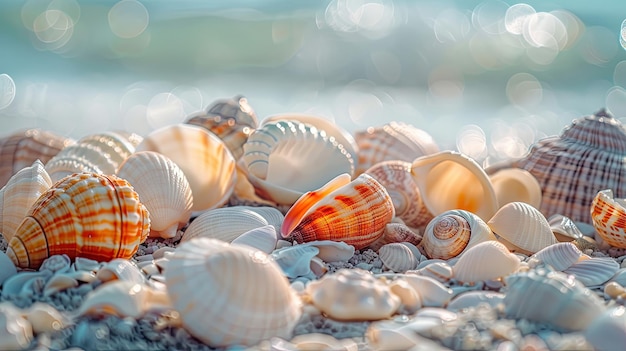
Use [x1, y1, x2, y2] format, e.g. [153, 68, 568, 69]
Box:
[489, 168, 542, 209]
[591, 189, 626, 249]
[451, 241, 520, 283]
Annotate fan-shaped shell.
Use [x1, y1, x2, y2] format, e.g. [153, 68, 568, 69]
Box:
[281, 173, 395, 250]
[0, 160, 52, 242]
[591, 189, 626, 248]
[6, 173, 150, 269]
[411, 151, 498, 221]
[181, 207, 269, 243]
[489, 168, 542, 209]
[488, 202, 557, 255]
[164, 238, 302, 347]
[378, 243, 419, 272]
[365, 160, 433, 229]
[354, 121, 439, 176]
[508, 109, 626, 223]
[452, 241, 520, 283]
[420, 209, 496, 260]
[0, 129, 74, 187]
[242, 120, 355, 206]
[117, 151, 193, 239]
[136, 124, 236, 212]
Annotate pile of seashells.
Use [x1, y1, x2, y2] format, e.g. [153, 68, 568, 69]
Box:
[2, 96, 626, 350]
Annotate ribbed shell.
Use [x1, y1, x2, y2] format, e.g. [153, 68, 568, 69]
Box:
[181, 207, 269, 243]
[378, 243, 419, 272]
[6, 173, 150, 269]
[242, 120, 355, 206]
[0, 160, 52, 242]
[452, 241, 520, 283]
[488, 202, 557, 255]
[136, 124, 236, 212]
[354, 121, 439, 176]
[365, 160, 432, 229]
[563, 257, 619, 287]
[511, 109, 626, 224]
[164, 238, 301, 347]
[0, 129, 74, 187]
[117, 151, 193, 239]
[77, 132, 136, 170]
[591, 189, 626, 248]
[368, 222, 423, 251]
[529, 242, 588, 271]
[280, 173, 395, 250]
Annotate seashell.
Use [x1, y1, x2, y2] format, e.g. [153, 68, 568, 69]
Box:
[447, 290, 505, 312]
[6, 172, 150, 269]
[528, 242, 589, 271]
[77, 280, 171, 318]
[0, 251, 17, 287]
[230, 162, 278, 206]
[231, 224, 278, 253]
[1, 270, 52, 298]
[0, 302, 33, 350]
[288, 333, 358, 351]
[43, 274, 79, 296]
[585, 306, 626, 350]
[242, 120, 355, 205]
[413, 261, 453, 283]
[24, 302, 72, 334]
[75, 132, 136, 170]
[591, 189, 626, 248]
[388, 278, 422, 313]
[366, 315, 449, 351]
[378, 243, 419, 272]
[306, 268, 400, 321]
[503, 109, 626, 224]
[0, 128, 74, 187]
[420, 209, 496, 260]
[604, 281, 626, 299]
[181, 207, 269, 243]
[96, 258, 146, 284]
[489, 168, 542, 209]
[117, 151, 193, 239]
[45, 142, 118, 182]
[503, 267, 606, 331]
[164, 238, 302, 348]
[562, 257, 619, 287]
[548, 214, 584, 242]
[236, 205, 284, 230]
[281, 173, 395, 250]
[398, 274, 454, 307]
[365, 160, 433, 230]
[411, 151, 498, 221]
[0, 160, 52, 242]
[309, 256, 328, 278]
[186, 95, 258, 160]
[354, 121, 439, 176]
[609, 268, 626, 287]
[271, 244, 320, 279]
[451, 241, 520, 283]
[39, 254, 72, 274]
[368, 221, 422, 251]
[73, 257, 102, 273]
[487, 201, 557, 255]
[303, 240, 355, 262]
[136, 124, 236, 212]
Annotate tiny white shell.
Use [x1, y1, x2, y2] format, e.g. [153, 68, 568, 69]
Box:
[77, 280, 171, 318]
[399, 274, 453, 307]
[451, 241, 520, 283]
[24, 302, 72, 334]
[181, 207, 269, 243]
[378, 243, 419, 272]
[95, 259, 146, 284]
[388, 279, 422, 313]
[547, 214, 584, 242]
[529, 242, 589, 271]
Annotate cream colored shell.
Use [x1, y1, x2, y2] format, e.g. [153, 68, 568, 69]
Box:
[528, 242, 589, 271]
[489, 168, 542, 209]
[451, 241, 520, 283]
[378, 243, 419, 272]
[181, 207, 269, 243]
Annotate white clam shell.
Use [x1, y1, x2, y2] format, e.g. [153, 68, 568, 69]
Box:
[398, 274, 453, 307]
[301, 240, 355, 262]
[242, 120, 355, 205]
[165, 238, 302, 347]
[378, 243, 419, 272]
[95, 258, 147, 284]
[236, 206, 284, 230]
[488, 201, 557, 255]
[447, 290, 505, 312]
[413, 261, 453, 283]
[181, 207, 269, 243]
[489, 168, 542, 209]
[231, 224, 278, 253]
[528, 242, 589, 271]
[585, 306, 626, 350]
[452, 241, 520, 283]
[0, 160, 52, 242]
[0, 302, 33, 350]
[117, 151, 193, 239]
[136, 124, 236, 212]
[562, 257, 620, 287]
[75, 132, 136, 171]
[388, 278, 422, 313]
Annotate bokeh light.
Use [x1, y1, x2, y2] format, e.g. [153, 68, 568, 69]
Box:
[108, 0, 149, 39]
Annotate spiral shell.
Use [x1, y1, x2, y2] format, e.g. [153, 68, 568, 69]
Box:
[591, 189, 626, 248]
[420, 209, 496, 260]
[280, 173, 395, 250]
[6, 172, 150, 269]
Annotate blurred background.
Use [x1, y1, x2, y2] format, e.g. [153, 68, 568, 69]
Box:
[1, 0, 625, 164]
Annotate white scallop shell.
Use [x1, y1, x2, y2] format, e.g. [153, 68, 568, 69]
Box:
[562, 257, 619, 287]
[451, 241, 520, 283]
[378, 243, 419, 272]
[585, 306, 626, 350]
[0, 160, 52, 242]
[242, 120, 355, 205]
[0, 302, 33, 350]
[136, 124, 236, 212]
[164, 238, 302, 347]
[487, 201, 557, 255]
[181, 207, 269, 243]
[236, 205, 284, 230]
[528, 242, 589, 271]
[231, 225, 278, 253]
[117, 151, 193, 238]
[398, 274, 453, 307]
[489, 168, 542, 209]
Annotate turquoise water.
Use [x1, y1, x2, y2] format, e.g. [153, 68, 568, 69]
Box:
[1, 0, 625, 164]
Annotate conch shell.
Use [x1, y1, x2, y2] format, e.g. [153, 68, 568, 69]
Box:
[7, 172, 150, 269]
[591, 189, 626, 248]
[281, 173, 395, 250]
[411, 151, 498, 221]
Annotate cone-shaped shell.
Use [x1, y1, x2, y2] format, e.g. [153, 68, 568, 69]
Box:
[136, 124, 236, 212]
[489, 168, 542, 209]
[181, 207, 269, 243]
[117, 151, 193, 239]
[591, 189, 626, 248]
[0, 160, 52, 242]
[0, 129, 74, 187]
[488, 201, 557, 255]
[165, 238, 302, 347]
[7, 173, 150, 269]
[420, 209, 496, 260]
[281, 173, 395, 250]
[509, 109, 626, 223]
[411, 151, 498, 221]
[452, 241, 520, 283]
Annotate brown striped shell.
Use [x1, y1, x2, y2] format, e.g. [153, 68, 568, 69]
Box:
[509, 109, 626, 224]
[591, 189, 626, 248]
[6, 172, 150, 269]
[280, 173, 395, 250]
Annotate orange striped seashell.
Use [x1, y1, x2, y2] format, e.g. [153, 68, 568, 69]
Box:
[280, 173, 395, 250]
[6, 173, 150, 269]
[591, 189, 626, 248]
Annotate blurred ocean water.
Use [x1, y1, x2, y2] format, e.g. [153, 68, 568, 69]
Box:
[1, 0, 625, 164]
